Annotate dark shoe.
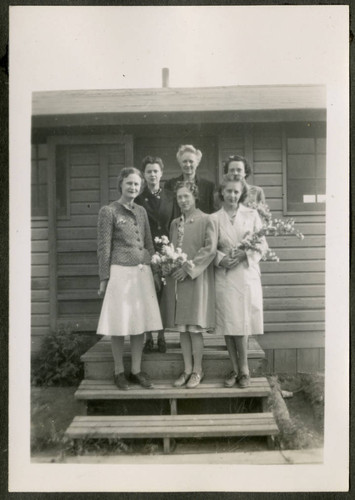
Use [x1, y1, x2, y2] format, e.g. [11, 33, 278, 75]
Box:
[224, 370, 238, 388]
[237, 373, 251, 388]
[143, 338, 154, 353]
[114, 372, 129, 390]
[157, 337, 167, 353]
[186, 372, 204, 389]
[173, 372, 191, 387]
[129, 371, 154, 389]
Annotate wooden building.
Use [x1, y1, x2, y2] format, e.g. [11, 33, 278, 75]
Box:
[31, 84, 326, 372]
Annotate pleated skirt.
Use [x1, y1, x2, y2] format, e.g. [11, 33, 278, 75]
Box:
[97, 265, 163, 337]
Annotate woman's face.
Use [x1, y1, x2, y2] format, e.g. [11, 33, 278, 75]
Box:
[121, 173, 142, 201]
[222, 181, 243, 208]
[178, 151, 199, 178]
[176, 187, 196, 213]
[227, 161, 246, 180]
[144, 163, 162, 189]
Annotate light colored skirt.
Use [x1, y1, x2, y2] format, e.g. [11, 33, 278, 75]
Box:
[97, 265, 163, 337]
[215, 264, 264, 337]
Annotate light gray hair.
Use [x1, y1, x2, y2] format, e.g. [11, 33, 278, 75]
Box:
[176, 144, 202, 164]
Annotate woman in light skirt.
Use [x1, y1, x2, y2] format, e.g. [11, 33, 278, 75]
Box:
[212, 174, 267, 388]
[97, 167, 162, 390]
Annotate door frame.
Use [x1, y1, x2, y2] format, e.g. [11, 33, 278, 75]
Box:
[47, 134, 133, 332]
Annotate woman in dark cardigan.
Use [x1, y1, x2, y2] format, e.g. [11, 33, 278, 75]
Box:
[135, 156, 174, 353]
[97, 167, 162, 390]
[164, 144, 215, 217]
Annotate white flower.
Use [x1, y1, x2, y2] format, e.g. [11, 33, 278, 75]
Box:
[151, 254, 161, 265]
[161, 235, 169, 244]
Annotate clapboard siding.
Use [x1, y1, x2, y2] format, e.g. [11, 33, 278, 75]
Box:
[31, 144, 50, 338]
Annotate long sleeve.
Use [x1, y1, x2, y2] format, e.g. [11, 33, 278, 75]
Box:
[185, 217, 218, 279]
[143, 208, 155, 257]
[97, 206, 114, 281]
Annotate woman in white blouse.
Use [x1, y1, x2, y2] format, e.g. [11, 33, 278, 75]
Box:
[212, 174, 267, 388]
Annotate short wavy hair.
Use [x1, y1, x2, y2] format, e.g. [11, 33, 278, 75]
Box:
[141, 155, 164, 173]
[117, 167, 144, 194]
[176, 144, 202, 165]
[217, 174, 249, 203]
[174, 180, 199, 200]
[223, 154, 252, 178]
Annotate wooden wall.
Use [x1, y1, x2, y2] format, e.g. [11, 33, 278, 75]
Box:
[31, 122, 325, 372]
[31, 144, 50, 353]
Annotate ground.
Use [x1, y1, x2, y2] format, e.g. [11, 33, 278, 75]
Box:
[31, 373, 324, 460]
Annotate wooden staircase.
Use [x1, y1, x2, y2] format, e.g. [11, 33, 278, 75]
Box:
[65, 334, 279, 453]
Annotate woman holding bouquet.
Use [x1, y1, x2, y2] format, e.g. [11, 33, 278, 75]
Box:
[212, 174, 267, 388]
[160, 181, 217, 389]
[96, 167, 162, 390]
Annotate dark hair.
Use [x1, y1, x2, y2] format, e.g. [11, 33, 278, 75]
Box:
[141, 156, 164, 173]
[174, 180, 199, 199]
[217, 174, 249, 203]
[223, 155, 251, 178]
[117, 167, 144, 194]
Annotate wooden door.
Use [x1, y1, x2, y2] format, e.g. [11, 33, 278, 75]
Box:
[51, 135, 133, 332]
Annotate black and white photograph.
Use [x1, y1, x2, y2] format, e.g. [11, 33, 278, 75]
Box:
[9, 5, 349, 493]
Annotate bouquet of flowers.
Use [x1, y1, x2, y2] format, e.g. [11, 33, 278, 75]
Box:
[151, 236, 194, 285]
[233, 202, 305, 262]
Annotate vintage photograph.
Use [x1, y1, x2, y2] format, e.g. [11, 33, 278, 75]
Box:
[10, 5, 348, 493]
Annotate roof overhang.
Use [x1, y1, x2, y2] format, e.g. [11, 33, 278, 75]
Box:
[32, 85, 326, 128]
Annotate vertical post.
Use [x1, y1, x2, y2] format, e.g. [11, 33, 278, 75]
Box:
[162, 68, 169, 88]
[163, 437, 170, 454]
[244, 124, 254, 183]
[169, 398, 177, 415]
[100, 145, 109, 207]
[47, 138, 58, 333]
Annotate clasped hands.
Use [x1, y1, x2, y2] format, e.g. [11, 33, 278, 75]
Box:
[172, 267, 189, 282]
[220, 249, 247, 270]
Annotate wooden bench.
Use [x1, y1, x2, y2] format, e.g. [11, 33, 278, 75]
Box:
[65, 412, 279, 453]
[75, 378, 272, 414]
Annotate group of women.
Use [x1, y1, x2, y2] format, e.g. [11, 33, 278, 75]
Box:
[97, 145, 267, 391]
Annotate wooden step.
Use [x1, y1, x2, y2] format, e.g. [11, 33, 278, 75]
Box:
[82, 335, 267, 380]
[65, 412, 279, 453]
[75, 377, 272, 401]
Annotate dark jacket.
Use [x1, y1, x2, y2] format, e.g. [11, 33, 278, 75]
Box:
[164, 174, 216, 217]
[135, 187, 174, 244]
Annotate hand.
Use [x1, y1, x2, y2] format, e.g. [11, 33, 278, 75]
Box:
[220, 255, 237, 269]
[172, 267, 188, 282]
[220, 250, 246, 270]
[98, 280, 108, 297]
[230, 249, 247, 266]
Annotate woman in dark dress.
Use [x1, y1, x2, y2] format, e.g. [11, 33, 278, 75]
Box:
[164, 145, 215, 217]
[135, 156, 174, 353]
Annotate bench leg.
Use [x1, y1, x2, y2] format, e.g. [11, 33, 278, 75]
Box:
[261, 397, 269, 413]
[169, 398, 177, 415]
[267, 435, 276, 450]
[163, 438, 170, 454]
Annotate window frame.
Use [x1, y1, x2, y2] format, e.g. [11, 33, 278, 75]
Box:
[31, 142, 71, 221]
[282, 122, 326, 216]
